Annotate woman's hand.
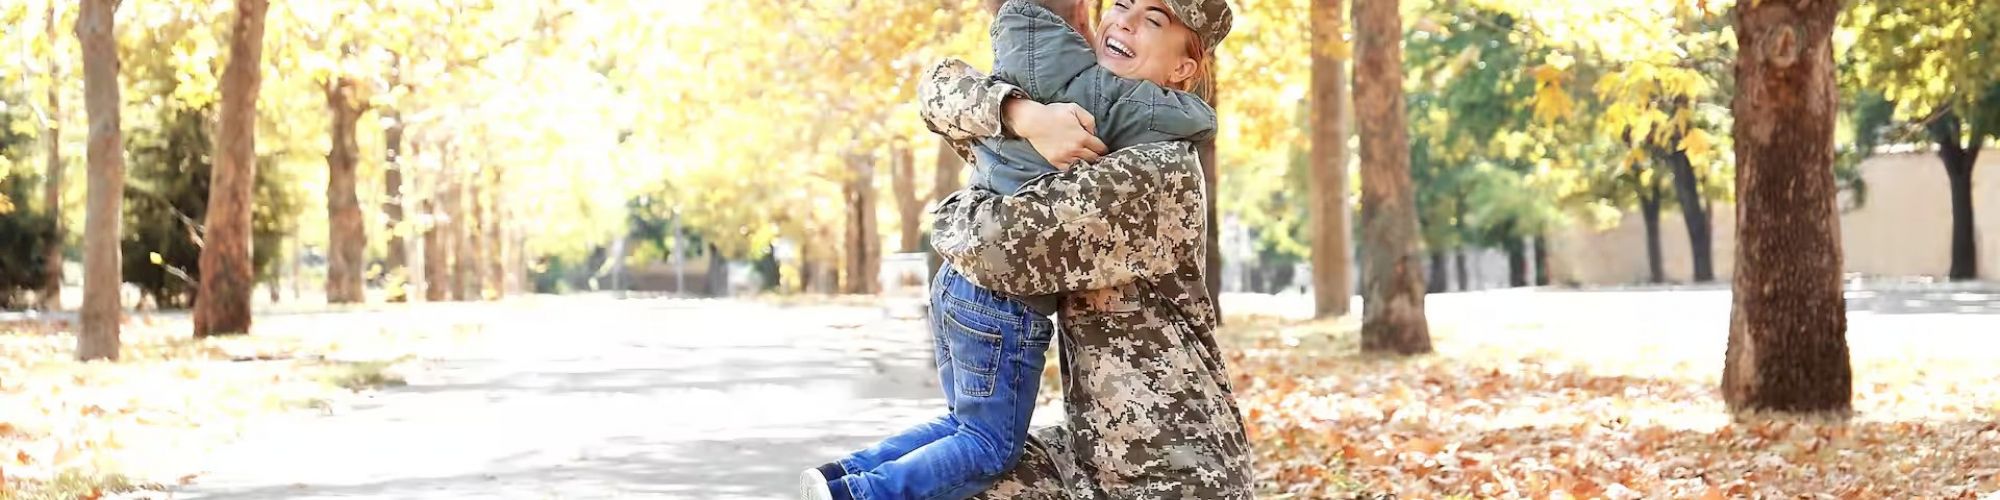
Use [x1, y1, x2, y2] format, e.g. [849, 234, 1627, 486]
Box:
[1004, 99, 1109, 169]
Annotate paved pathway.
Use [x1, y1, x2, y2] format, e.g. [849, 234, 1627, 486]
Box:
[176, 298, 943, 499]
[167, 284, 2000, 499]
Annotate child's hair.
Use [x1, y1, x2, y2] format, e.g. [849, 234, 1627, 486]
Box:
[1178, 35, 1213, 97]
[1038, 0, 1095, 41]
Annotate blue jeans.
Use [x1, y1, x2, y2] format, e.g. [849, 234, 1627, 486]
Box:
[830, 265, 1055, 500]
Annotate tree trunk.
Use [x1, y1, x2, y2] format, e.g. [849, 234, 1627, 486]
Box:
[453, 168, 478, 301]
[382, 107, 409, 302]
[38, 1, 65, 311]
[1532, 234, 1550, 286]
[930, 141, 963, 204]
[477, 167, 496, 299]
[1639, 176, 1666, 284]
[510, 232, 528, 295]
[486, 165, 505, 300]
[1945, 162, 1977, 280]
[290, 235, 302, 300]
[1503, 233, 1527, 288]
[891, 142, 923, 253]
[708, 243, 728, 295]
[1353, 0, 1431, 355]
[1663, 148, 1716, 282]
[1926, 111, 1981, 281]
[799, 234, 817, 294]
[75, 0, 124, 360]
[843, 152, 880, 294]
[469, 168, 489, 299]
[667, 220, 683, 294]
[1426, 252, 1447, 293]
[407, 139, 432, 302]
[192, 0, 268, 338]
[323, 76, 366, 304]
[1310, 0, 1353, 318]
[1453, 193, 1469, 291]
[926, 141, 963, 281]
[1453, 248, 1468, 291]
[423, 146, 452, 302]
[441, 163, 462, 301]
[1722, 0, 1851, 415]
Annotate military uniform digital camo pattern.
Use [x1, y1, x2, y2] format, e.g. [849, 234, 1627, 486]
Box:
[920, 59, 1254, 500]
[1159, 0, 1234, 52]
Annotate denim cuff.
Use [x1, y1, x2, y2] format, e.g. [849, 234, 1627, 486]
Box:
[818, 462, 850, 480]
[831, 477, 859, 500]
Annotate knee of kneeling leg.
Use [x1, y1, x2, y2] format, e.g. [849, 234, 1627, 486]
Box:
[996, 443, 1027, 471]
[969, 435, 1024, 476]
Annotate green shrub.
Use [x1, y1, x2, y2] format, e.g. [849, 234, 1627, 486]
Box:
[0, 95, 51, 309]
[121, 103, 299, 308]
[0, 178, 52, 309]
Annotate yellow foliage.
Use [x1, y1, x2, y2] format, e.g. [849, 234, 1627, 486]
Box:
[1846, 0, 2000, 124]
[1530, 64, 1573, 123]
[1216, 0, 1312, 155]
[1680, 127, 1715, 166]
[610, 0, 980, 258]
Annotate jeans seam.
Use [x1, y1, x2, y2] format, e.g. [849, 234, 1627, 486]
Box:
[938, 268, 1032, 320]
[938, 304, 1007, 344]
[1018, 314, 1052, 352]
[916, 406, 1018, 500]
[927, 265, 1040, 497]
[939, 292, 1024, 324]
[844, 476, 866, 500]
[939, 311, 1003, 373]
[940, 313, 1001, 397]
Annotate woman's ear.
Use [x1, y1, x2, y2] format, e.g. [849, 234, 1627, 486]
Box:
[1168, 56, 1198, 88]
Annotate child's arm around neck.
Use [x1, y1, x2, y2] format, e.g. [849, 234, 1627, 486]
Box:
[988, 0, 1215, 153]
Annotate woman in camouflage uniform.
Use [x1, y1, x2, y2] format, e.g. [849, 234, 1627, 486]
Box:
[918, 1, 1252, 497]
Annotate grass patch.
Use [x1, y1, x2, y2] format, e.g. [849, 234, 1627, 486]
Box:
[313, 357, 413, 391]
[0, 470, 145, 500]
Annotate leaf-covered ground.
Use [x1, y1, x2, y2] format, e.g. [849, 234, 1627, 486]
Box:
[0, 312, 456, 499]
[1226, 294, 2000, 499]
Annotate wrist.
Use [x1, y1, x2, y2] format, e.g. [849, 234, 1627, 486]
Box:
[1002, 97, 1042, 138]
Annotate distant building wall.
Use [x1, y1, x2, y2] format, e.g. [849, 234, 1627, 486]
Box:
[1550, 150, 2000, 285]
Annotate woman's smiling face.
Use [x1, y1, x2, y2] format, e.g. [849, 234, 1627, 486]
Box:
[1094, 0, 1200, 88]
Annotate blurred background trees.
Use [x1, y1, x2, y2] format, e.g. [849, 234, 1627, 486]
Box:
[0, 0, 1992, 360]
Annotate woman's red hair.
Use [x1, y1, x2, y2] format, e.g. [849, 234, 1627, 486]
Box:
[1178, 28, 1212, 97]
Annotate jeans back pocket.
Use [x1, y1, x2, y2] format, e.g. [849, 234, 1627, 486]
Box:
[937, 298, 1009, 398]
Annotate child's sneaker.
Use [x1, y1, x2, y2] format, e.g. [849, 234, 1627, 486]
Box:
[798, 467, 834, 500]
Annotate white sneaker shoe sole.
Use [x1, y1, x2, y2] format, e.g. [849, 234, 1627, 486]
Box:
[799, 467, 834, 500]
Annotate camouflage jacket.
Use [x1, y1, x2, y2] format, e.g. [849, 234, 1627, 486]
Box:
[920, 59, 1255, 500]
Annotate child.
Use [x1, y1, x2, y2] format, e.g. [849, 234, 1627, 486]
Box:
[802, 0, 1223, 498]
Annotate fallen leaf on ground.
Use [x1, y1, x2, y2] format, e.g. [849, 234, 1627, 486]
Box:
[1226, 314, 2000, 498]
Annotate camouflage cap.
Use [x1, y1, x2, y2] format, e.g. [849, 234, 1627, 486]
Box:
[1161, 0, 1233, 52]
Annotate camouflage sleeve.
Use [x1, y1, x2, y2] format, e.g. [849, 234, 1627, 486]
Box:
[917, 58, 1025, 142]
[931, 141, 1206, 296]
